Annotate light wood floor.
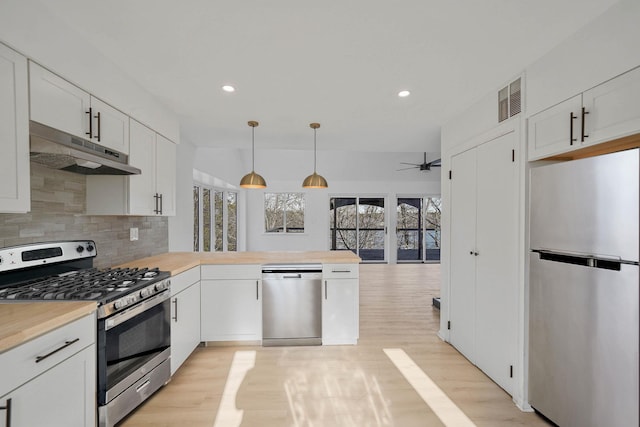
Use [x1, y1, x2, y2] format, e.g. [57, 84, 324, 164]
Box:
[120, 264, 550, 427]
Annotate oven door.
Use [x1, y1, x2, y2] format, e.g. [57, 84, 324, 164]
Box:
[97, 290, 171, 405]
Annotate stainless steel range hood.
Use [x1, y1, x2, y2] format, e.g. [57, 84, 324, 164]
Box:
[29, 121, 141, 175]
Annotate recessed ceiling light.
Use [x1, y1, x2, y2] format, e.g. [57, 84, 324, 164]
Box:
[222, 85, 236, 93]
[398, 90, 410, 98]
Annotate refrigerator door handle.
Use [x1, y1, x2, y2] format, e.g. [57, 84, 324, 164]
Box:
[532, 249, 636, 271]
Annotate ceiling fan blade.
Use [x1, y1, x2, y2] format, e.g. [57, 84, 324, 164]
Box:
[399, 162, 419, 166]
[396, 166, 419, 171]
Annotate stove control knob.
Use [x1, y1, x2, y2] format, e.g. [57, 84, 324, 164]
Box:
[86, 244, 95, 252]
[114, 300, 124, 310]
[76, 245, 84, 253]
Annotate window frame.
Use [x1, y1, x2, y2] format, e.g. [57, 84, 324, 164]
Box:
[264, 192, 305, 234]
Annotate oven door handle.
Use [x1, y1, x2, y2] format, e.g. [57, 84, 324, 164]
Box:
[105, 290, 170, 331]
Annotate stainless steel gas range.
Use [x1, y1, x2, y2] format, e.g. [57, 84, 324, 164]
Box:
[0, 240, 172, 427]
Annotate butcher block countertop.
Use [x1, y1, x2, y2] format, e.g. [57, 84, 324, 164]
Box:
[117, 251, 361, 276]
[0, 301, 96, 354]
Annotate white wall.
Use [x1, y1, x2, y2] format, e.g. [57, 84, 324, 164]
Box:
[0, 0, 180, 142]
[168, 139, 196, 251]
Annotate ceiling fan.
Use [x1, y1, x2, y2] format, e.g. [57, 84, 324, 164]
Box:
[398, 152, 442, 171]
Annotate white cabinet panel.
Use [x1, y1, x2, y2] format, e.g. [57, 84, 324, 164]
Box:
[448, 129, 518, 396]
[322, 278, 358, 345]
[0, 345, 95, 427]
[475, 132, 518, 395]
[171, 281, 201, 376]
[89, 96, 129, 154]
[527, 95, 583, 160]
[200, 279, 262, 341]
[128, 120, 156, 215]
[155, 133, 176, 216]
[0, 43, 29, 213]
[583, 66, 640, 145]
[29, 61, 90, 139]
[449, 147, 477, 362]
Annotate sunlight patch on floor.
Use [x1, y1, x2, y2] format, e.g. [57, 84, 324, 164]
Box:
[384, 348, 477, 427]
[212, 351, 256, 427]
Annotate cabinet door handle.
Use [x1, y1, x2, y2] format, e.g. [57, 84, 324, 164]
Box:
[569, 112, 577, 145]
[0, 398, 11, 427]
[159, 193, 163, 215]
[85, 107, 93, 138]
[172, 298, 178, 322]
[35, 338, 80, 363]
[581, 107, 589, 142]
[325, 280, 328, 300]
[256, 281, 259, 300]
[154, 193, 160, 214]
[94, 111, 101, 142]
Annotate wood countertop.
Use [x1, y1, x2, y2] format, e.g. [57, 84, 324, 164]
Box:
[0, 301, 96, 354]
[117, 251, 361, 276]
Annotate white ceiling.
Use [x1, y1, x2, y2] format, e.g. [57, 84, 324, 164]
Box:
[36, 0, 618, 152]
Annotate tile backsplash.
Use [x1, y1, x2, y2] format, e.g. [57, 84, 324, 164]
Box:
[0, 164, 168, 268]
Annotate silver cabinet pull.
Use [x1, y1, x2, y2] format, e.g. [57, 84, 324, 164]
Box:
[172, 298, 178, 322]
[256, 280, 259, 300]
[325, 280, 328, 300]
[331, 270, 350, 273]
[0, 398, 11, 427]
[35, 338, 80, 363]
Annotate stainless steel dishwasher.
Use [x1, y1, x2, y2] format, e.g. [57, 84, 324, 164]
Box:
[261, 263, 323, 346]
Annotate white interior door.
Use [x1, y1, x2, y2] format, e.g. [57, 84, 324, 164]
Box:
[475, 131, 518, 395]
[449, 148, 477, 362]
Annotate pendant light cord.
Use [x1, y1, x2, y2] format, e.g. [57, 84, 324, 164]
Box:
[252, 125, 256, 172]
[313, 127, 317, 173]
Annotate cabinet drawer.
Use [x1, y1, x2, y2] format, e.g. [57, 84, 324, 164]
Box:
[323, 264, 359, 279]
[0, 312, 95, 397]
[171, 266, 200, 296]
[201, 264, 261, 280]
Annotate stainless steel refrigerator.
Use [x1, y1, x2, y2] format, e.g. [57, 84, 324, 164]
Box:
[529, 148, 639, 427]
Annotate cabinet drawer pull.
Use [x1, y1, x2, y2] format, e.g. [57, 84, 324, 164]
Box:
[581, 107, 589, 142]
[0, 398, 11, 427]
[94, 111, 101, 141]
[569, 112, 577, 145]
[35, 338, 80, 363]
[85, 107, 93, 138]
[331, 270, 351, 273]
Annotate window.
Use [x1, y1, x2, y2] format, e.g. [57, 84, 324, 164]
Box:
[264, 193, 304, 233]
[396, 196, 441, 263]
[194, 185, 237, 252]
[329, 197, 386, 262]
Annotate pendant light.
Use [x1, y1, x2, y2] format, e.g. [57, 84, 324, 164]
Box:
[302, 122, 328, 188]
[240, 120, 267, 189]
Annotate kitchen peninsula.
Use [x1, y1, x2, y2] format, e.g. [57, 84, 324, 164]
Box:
[118, 251, 361, 374]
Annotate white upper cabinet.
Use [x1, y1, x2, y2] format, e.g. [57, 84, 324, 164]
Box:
[86, 119, 176, 216]
[528, 67, 640, 161]
[0, 43, 29, 213]
[29, 61, 129, 155]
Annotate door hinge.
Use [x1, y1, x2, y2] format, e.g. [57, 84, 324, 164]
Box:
[510, 365, 513, 378]
[447, 320, 451, 330]
[511, 149, 515, 162]
[448, 170, 452, 180]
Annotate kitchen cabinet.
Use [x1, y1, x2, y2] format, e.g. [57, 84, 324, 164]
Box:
[0, 313, 96, 427]
[86, 119, 176, 216]
[322, 264, 359, 345]
[449, 129, 518, 395]
[170, 267, 201, 376]
[528, 66, 640, 160]
[29, 61, 129, 155]
[200, 265, 262, 342]
[0, 43, 29, 213]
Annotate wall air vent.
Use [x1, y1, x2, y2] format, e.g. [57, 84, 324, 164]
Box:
[498, 77, 522, 122]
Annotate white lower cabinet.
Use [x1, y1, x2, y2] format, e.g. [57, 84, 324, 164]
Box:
[322, 264, 359, 345]
[170, 267, 201, 376]
[200, 265, 262, 342]
[0, 313, 96, 427]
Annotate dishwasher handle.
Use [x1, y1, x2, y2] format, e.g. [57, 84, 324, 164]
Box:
[283, 274, 302, 279]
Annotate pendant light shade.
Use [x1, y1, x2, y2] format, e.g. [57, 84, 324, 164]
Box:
[240, 120, 267, 189]
[302, 122, 328, 188]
